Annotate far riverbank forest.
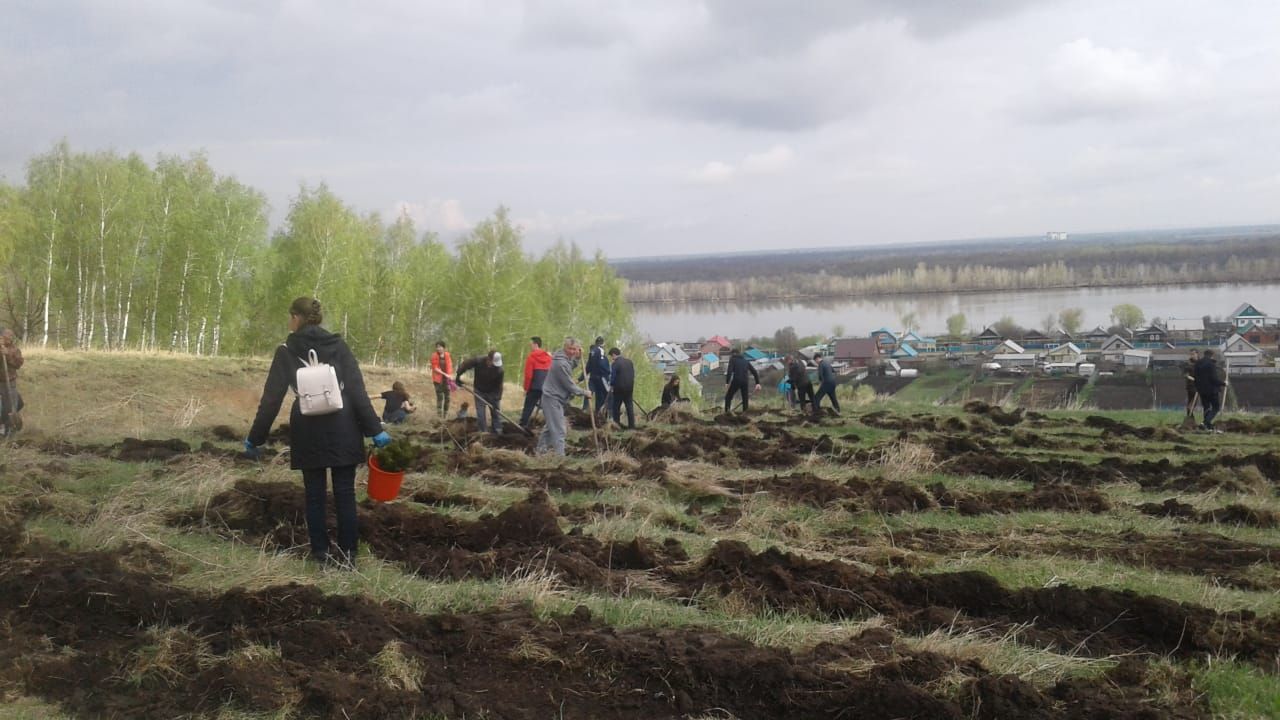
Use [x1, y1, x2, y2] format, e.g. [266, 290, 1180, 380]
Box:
[618, 230, 1280, 303]
[0, 142, 632, 372]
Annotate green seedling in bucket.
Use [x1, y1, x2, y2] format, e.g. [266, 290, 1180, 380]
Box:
[368, 438, 418, 501]
[371, 438, 417, 473]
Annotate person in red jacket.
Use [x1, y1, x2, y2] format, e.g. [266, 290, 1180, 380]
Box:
[430, 341, 453, 416]
[519, 336, 553, 428]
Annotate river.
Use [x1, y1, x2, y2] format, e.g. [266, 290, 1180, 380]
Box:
[631, 283, 1280, 341]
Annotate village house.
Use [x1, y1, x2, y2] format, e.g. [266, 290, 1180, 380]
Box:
[901, 330, 937, 353]
[833, 337, 882, 367]
[891, 343, 920, 361]
[1204, 320, 1235, 344]
[699, 335, 732, 358]
[992, 351, 1038, 368]
[1220, 333, 1265, 367]
[1163, 317, 1205, 343]
[1042, 342, 1084, 365]
[1122, 349, 1152, 370]
[870, 328, 898, 353]
[1134, 324, 1168, 345]
[1239, 323, 1280, 349]
[1051, 329, 1075, 347]
[993, 339, 1025, 355]
[973, 327, 1003, 346]
[1081, 326, 1111, 348]
[1231, 303, 1278, 330]
[1020, 328, 1050, 347]
[699, 352, 721, 373]
[644, 342, 690, 373]
[1099, 335, 1136, 363]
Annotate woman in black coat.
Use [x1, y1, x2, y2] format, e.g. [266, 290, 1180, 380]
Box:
[245, 297, 390, 565]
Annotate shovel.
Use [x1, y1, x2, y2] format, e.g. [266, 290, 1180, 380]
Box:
[454, 382, 533, 437]
[1179, 391, 1200, 431]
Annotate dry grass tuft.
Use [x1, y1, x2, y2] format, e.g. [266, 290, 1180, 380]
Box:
[372, 641, 426, 692]
[903, 621, 1118, 687]
[509, 636, 565, 667]
[125, 626, 217, 687]
[876, 441, 938, 482]
[663, 461, 733, 500]
[596, 448, 640, 473]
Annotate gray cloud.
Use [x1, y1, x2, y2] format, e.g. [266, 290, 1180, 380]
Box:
[1, 0, 1278, 258]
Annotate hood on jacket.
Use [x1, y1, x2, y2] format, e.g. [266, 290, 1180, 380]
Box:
[285, 325, 343, 360]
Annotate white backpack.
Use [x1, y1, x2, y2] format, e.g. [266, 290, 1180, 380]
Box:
[292, 348, 344, 416]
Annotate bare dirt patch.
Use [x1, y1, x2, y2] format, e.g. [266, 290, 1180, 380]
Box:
[669, 540, 1280, 667]
[0, 538, 1208, 719]
[927, 482, 1111, 515]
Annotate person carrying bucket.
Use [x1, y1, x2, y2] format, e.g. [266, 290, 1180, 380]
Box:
[245, 296, 390, 568]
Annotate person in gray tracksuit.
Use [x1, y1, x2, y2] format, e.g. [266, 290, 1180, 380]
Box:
[536, 337, 591, 455]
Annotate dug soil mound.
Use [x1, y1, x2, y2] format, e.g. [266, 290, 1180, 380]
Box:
[1136, 498, 1280, 529]
[928, 482, 1111, 515]
[963, 400, 1026, 427]
[170, 481, 683, 586]
[721, 474, 933, 513]
[724, 472, 864, 507]
[0, 543, 1206, 719]
[670, 541, 1280, 666]
[945, 449, 1280, 491]
[897, 527, 1280, 591]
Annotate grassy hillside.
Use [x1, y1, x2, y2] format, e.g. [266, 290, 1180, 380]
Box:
[17, 348, 527, 443]
[1, 350, 1278, 719]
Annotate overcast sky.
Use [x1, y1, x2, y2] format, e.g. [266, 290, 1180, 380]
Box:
[4, 1, 1279, 257]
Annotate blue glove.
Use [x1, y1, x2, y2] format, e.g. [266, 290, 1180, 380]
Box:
[243, 439, 261, 460]
[372, 431, 392, 448]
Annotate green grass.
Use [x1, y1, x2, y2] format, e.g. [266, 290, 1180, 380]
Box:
[1192, 661, 1280, 719]
[7, 351, 1280, 718]
[891, 368, 973, 405]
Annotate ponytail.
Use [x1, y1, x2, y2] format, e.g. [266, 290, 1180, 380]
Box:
[289, 296, 323, 326]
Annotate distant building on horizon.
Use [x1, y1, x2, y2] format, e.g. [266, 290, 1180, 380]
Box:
[1045, 231, 1068, 241]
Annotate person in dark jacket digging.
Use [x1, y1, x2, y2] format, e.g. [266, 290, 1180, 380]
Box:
[1182, 349, 1200, 418]
[537, 337, 590, 456]
[246, 297, 390, 567]
[608, 347, 636, 429]
[660, 374, 685, 408]
[723, 347, 761, 414]
[456, 350, 505, 434]
[584, 335, 611, 416]
[812, 352, 840, 416]
[519, 336, 553, 428]
[787, 354, 815, 413]
[1193, 349, 1228, 432]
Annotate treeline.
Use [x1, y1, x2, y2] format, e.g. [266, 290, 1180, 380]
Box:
[0, 142, 633, 372]
[625, 257, 1280, 304]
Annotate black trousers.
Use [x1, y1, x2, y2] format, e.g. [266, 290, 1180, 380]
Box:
[520, 388, 542, 427]
[611, 387, 635, 428]
[793, 381, 814, 409]
[1200, 391, 1222, 429]
[434, 381, 450, 414]
[813, 381, 840, 413]
[301, 465, 358, 560]
[725, 382, 750, 413]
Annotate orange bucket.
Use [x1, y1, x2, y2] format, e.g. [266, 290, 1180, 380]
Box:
[366, 453, 405, 502]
